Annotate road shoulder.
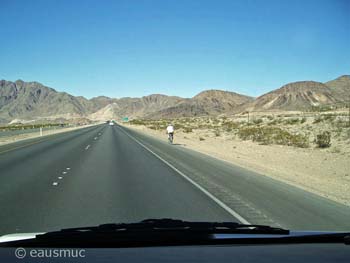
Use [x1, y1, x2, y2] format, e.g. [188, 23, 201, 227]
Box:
[123, 123, 350, 206]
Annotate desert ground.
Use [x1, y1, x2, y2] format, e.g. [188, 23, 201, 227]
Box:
[125, 110, 350, 206]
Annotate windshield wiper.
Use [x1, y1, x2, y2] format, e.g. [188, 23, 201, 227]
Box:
[1, 219, 348, 248]
[45, 218, 289, 235]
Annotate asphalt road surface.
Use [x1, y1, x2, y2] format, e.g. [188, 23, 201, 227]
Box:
[0, 123, 349, 235]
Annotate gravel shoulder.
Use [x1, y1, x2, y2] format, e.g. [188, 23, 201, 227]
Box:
[125, 124, 350, 206]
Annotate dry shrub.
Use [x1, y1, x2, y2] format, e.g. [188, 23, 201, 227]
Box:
[315, 131, 331, 148]
[238, 126, 309, 148]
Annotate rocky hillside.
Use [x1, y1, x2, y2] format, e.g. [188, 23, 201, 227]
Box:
[89, 95, 184, 120]
[245, 76, 349, 111]
[0, 80, 184, 122]
[325, 75, 350, 102]
[0, 75, 348, 123]
[194, 90, 254, 111]
[146, 90, 253, 118]
[0, 80, 92, 121]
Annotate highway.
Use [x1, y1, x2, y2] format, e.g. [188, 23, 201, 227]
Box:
[0, 123, 349, 235]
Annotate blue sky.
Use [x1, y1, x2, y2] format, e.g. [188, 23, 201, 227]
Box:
[0, 0, 349, 98]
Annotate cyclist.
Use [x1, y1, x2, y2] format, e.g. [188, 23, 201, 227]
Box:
[166, 124, 175, 143]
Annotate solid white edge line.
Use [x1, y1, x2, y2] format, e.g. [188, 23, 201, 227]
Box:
[117, 126, 250, 225]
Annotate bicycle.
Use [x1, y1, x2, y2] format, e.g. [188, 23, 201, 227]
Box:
[168, 132, 174, 144]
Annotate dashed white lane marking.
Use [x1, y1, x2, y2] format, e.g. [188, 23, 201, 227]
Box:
[85, 145, 91, 150]
[52, 182, 59, 186]
[58, 177, 63, 180]
[94, 137, 98, 140]
[66, 167, 71, 170]
[117, 126, 250, 225]
[62, 171, 67, 174]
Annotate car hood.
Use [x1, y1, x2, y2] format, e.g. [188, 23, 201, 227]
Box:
[0, 231, 347, 243]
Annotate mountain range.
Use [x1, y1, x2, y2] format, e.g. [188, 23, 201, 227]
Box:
[0, 75, 349, 124]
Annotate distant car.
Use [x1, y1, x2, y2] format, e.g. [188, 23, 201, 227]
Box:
[109, 122, 114, 126]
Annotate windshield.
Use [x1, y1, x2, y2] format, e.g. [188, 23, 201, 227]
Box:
[0, 0, 349, 238]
